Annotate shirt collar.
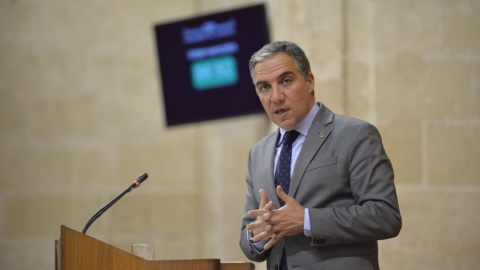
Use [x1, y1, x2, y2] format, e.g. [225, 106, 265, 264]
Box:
[277, 103, 320, 146]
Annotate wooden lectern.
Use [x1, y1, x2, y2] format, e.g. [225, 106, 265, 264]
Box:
[56, 225, 254, 270]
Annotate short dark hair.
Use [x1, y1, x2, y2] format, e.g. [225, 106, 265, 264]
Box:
[249, 41, 311, 82]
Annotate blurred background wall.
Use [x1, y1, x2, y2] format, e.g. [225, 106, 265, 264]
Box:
[0, 0, 479, 269]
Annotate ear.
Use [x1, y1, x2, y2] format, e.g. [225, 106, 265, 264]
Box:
[306, 72, 315, 94]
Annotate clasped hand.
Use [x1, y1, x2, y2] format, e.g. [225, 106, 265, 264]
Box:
[246, 186, 305, 250]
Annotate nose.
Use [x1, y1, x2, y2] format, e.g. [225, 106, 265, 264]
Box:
[270, 84, 284, 103]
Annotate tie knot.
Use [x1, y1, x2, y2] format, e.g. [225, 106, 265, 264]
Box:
[283, 130, 299, 146]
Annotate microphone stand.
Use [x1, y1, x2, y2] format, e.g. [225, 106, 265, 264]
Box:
[82, 173, 148, 234]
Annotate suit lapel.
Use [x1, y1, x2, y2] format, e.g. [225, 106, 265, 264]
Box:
[289, 104, 334, 199]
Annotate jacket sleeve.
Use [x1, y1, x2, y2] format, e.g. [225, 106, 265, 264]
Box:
[308, 122, 402, 246]
[239, 149, 272, 262]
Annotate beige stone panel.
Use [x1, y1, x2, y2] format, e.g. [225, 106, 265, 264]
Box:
[374, 52, 428, 122]
[375, 56, 474, 120]
[395, 189, 480, 260]
[422, 60, 475, 119]
[84, 40, 157, 95]
[374, 0, 480, 56]
[108, 193, 197, 237]
[311, 60, 344, 113]
[313, 60, 345, 116]
[105, 0, 197, 43]
[214, 115, 269, 178]
[30, 94, 113, 142]
[379, 244, 480, 270]
[0, 145, 80, 189]
[426, 122, 480, 186]
[0, 0, 196, 42]
[269, 0, 343, 69]
[29, 76, 157, 145]
[195, 0, 263, 12]
[2, 143, 113, 195]
[346, 0, 373, 60]
[440, 1, 480, 56]
[83, 42, 165, 141]
[346, 60, 374, 121]
[203, 136, 254, 261]
[270, 0, 343, 53]
[24, 146, 75, 188]
[222, 141, 255, 192]
[373, 0, 441, 55]
[0, 91, 27, 143]
[0, 240, 58, 270]
[117, 141, 197, 193]
[0, 145, 28, 189]
[0, 1, 112, 41]
[377, 120, 422, 185]
[475, 62, 480, 116]
[379, 188, 480, 269]
[194, 117, 263, 256]
[195, 115, 267, 174]
[218, 188, 250, 261]
[316, 79, 345, 116]
[345, 1, 377, 121]
[0, 37, 88, 97]
[69, 146, 118, 189]
[5, 193, 103, 239]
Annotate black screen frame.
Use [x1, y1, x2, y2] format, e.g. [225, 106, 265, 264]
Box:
[154, 4, 270, 127]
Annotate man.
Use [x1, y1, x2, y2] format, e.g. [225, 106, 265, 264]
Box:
[239, 41, 401, 270]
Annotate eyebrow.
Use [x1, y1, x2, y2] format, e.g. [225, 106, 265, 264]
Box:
[255, 70, 295, 87]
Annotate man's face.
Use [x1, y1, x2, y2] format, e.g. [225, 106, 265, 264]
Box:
[253, 52, 315, 131]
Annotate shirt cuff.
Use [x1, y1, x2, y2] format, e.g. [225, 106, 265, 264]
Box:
[247, 229, 267, 252]
[304, 208, 311, 237]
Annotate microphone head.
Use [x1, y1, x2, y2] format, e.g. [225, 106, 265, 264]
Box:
[136, 173, 148, 184]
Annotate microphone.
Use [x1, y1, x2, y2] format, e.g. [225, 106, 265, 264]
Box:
[128, 172, 148, 190]
[81, 173, 148, 234]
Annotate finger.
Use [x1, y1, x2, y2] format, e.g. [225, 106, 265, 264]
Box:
[252, 230, 270, 242]
[262, 212, 271, 221]
[264, 231, 287, 250]
[258, 189, 268, 208]
[245, 220, 263, 231]
[253, 226, 275, 244]
[248, 209, 270, 217]
[264, 201, 274, 210]
[276, 185, 291, 203]
[264, 237, 279, 250]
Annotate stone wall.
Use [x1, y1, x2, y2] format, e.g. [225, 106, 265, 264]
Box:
[0, 0, 478, 269]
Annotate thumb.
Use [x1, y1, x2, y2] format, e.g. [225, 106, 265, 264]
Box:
[276, 186, 291, 203]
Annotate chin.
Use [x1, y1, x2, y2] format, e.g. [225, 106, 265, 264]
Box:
[276, 122, 295, 131]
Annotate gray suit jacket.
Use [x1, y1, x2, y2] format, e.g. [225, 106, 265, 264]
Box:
[239, 103, 401, 270]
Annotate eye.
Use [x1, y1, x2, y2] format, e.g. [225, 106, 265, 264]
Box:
[282, 77, 292, 85]
[257, 84, 270, 92]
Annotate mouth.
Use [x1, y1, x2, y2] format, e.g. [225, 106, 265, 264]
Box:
[274, 108, 289, 116]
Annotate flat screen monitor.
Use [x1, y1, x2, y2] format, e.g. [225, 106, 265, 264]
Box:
[154, 4, 269, 126]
